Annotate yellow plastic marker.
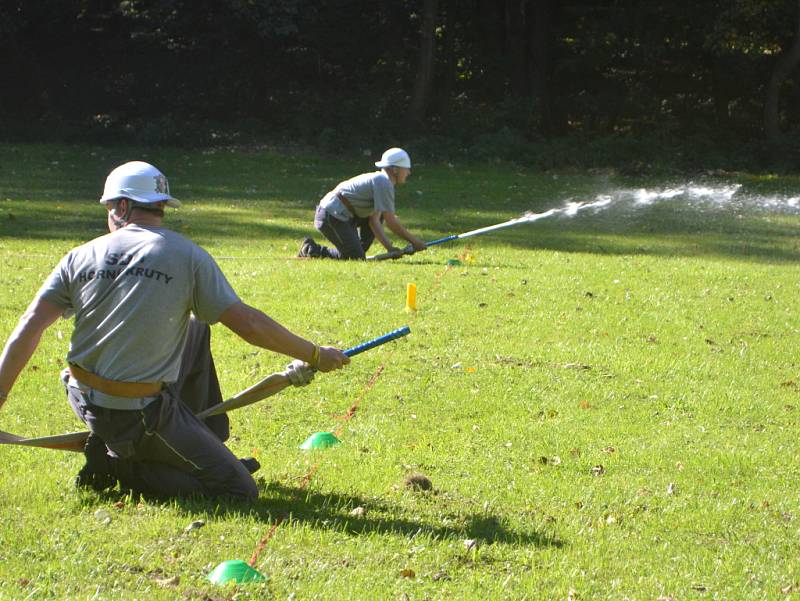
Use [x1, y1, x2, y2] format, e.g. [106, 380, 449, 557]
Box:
[405, 283, 417, 311]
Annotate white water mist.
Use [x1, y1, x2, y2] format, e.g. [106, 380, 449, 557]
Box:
[517, 183, 800, 225]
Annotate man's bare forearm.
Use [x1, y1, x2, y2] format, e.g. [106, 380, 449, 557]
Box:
[219, 302, 349, 373]
[220, 302, 316, 362]
[0, 298, 63, 406]
[369, 216, 395, 250]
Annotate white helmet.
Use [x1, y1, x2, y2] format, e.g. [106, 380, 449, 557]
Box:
[99, 161, 180, 207]
[375, 147, 411, 169]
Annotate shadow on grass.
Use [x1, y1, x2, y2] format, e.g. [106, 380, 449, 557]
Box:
[409, 206, 800, 264]
[0, 202, 314, 249]
[148, 482, 563, 549]
[3, 191, 798, 265]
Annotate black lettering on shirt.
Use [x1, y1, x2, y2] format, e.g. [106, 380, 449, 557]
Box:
[106, 252, 143, 266]
[76, 266, 173, 285]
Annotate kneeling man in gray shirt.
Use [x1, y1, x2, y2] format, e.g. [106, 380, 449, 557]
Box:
[0, 161, 349, 499]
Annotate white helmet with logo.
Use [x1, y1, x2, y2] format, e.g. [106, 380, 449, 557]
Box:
[375, 147, 411, 169]
[99, 161, 180, 207]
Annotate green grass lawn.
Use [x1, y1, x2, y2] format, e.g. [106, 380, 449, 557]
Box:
[0, 144, 799, 600]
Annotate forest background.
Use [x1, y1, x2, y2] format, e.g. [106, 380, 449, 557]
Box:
[1, 0, 799, 172]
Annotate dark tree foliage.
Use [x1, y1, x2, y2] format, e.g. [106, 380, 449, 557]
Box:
[0, 0, 798, 161]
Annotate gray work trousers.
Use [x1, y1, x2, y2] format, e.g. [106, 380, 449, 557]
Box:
[314, 205, 376, 260]
[66, 318, 258, 500]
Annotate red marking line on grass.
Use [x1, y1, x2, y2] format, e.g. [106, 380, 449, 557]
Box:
[414, 253, 457, 313]
[332, 364, 385, 435]
[248, 514, 286, 568]
[245, 354, 390, 565]
[297, 463, 319, 491]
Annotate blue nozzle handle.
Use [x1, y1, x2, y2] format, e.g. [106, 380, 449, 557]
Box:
[344, 325, 411, 357]
[367, 234, 460, 260]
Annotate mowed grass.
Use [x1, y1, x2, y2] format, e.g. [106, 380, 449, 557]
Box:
[0, 144, 799, 600]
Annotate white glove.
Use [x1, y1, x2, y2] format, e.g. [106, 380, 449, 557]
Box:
[285, 360, 315, 387]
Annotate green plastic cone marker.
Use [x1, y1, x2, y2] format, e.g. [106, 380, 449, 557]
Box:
[446, 258, 462, 266]
[300, 431, 341, 449]
[208, 560, 267, 584]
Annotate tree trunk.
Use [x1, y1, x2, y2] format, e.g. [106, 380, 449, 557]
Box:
[433, 2, 456, 117]
[506, 0, 529, 97]
[408, 0, 439, 128]
[764, 0, 800, 141]
[477, 0, 505, 63]
[711, 60, 733, 128]
[530, 0, 564, 136]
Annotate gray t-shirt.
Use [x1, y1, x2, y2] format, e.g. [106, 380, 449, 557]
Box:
[320, 171, 396, 221]
[38, 224, 239, 384]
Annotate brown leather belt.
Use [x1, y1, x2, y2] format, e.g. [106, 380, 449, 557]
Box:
[336, 192, 356, 217]
[69, 363, 163, 398]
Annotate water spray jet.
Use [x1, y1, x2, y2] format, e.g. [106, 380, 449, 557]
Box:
[368, 183, 800, 261]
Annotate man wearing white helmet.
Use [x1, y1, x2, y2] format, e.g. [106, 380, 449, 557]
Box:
[298, 147, 427, 260]
[0, 161, 349, 499]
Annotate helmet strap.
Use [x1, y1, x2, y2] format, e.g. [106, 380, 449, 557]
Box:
[110, 199, 165, 227]
[109, 199, 134, 228]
